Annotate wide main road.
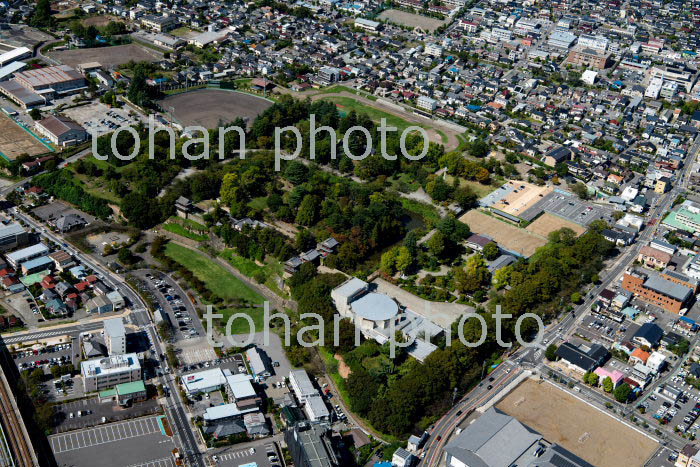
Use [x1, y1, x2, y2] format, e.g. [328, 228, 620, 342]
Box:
[12, 210, 205, 467]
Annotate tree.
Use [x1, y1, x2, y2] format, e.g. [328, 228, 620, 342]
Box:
[571, 292, 582, 304]
[29, 108, 42, 120]
[602, 376, 614, 393]
[614, 383, 631, 402]
[545, 344, 558, 361]
[468, 139, 490, 158]
[587, 372, 599, 386]
[426, 231, 446, 258]
[394, 246, 412, 274]
[31, 0, 54, 27]
[296, 195, 319, 226]
[482, 242, 499, 261]
[117, 247, 135, 264]
[475, 167, 491, 184]
[571, 182, 590, 200]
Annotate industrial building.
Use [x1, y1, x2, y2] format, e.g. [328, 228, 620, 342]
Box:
[34, 115, 88, 147]
[14, 65, 87, 96]
[0, 47, 31, 67]
[81, 353, 142, 391]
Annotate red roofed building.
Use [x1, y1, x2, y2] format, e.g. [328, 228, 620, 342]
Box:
[629, 348, 651, 365]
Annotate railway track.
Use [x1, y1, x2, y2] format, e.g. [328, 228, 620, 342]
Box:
[0, 365, 39, 466]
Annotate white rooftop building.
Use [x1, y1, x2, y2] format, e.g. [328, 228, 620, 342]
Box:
[103, 317, 126, 356]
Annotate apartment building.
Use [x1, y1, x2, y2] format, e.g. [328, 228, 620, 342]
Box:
[565, 48, 611, 69]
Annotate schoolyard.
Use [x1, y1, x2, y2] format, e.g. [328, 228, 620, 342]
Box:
[49, 43, 163, 69]
[525, 212, 587, 238]
[497, 379, 658, 467]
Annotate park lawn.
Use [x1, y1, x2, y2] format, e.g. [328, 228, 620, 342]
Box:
[220, 249, 288, 298]
[401, 198, 441, 226]
[163, 223, 208, 242]
[179, 217, 208, 231]
[444, 175, 503, 198]
[220, 307, 265, 334]
[325, 96, 429, 134]
[164, 243, 264, 304]
[69, 174, 121, 204]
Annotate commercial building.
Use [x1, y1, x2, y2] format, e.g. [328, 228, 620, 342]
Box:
[290, 369, 330, 422]
[556, 342, 608, 373]
[34, 115, 88, 147]
[444, 407, 593, 467]
[490, 27, 513, 42]
[203, 403, 258, 424]
[648, 66, 694, 92]
[0, 223, 28, 252]
[565, 47, 611, 69]
[622, 269, 694, 314]
[548, 30, 577, 48]
[81, 353, 142, 391]
[284, 422, 340, 467]
[182, 368, 227, 395]
[663, 200, 700, 233]
[104, 318, 126, 356]
[6, 243, 49, 268]
[577, 34, 609, 52]
[99, 380, 147, 406]
[638, 245, 672, 269]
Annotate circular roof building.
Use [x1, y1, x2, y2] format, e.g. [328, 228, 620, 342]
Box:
[351, 292, 399, 322]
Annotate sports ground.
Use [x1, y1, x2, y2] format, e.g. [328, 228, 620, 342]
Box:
[159, 88, 273, 129]
[0, 113, 51, 160]
[497, 379, 658, 467]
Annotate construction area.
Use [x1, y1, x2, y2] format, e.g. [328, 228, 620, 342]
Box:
[459, 210, 547, 257]
[496, 379, 658, 467]
[0, 112, 51, 160]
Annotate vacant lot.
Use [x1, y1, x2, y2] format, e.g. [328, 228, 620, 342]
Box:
[49, 44, 162, 69]
[459, 210, 546, 257]
[378, 9, 446, 32]
[82, 15, 123, 27]
[525, 212, 587, 237]
[159, 89, 273, 129]
[497, 379, 658, 467]
[0, 113, 51, 160]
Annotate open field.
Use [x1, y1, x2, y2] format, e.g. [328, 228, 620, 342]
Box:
[444, 175, 502, 198]
[378, 9, 447, 32]
[497, 379, 658, 467]
[169, 26, 197, 38]
[458, 210, 546, 257]
[82, 15, 124, 27]
[49, 43, 163, 69]
[159, 89, 273, 129]
[220, 249, 287, 298]
[164, 243, 264, 304]
[525, 212, 587, 237]
[0, 113, 51, 160]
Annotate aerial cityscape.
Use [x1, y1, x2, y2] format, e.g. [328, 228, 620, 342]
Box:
[0, 0, 700, 466]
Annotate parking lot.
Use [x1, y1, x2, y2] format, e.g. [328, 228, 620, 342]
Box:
[62, 102, 145, 137]
[212, 441, 278, 466]
[50, 415, 176, 467]
[13, 341, 77, 375]
[641, 381, 700, 436]
[521, 189, 614, 225]
[54, 396, 161, 432]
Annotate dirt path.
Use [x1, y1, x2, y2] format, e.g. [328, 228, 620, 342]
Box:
[335, 353, 352, 378]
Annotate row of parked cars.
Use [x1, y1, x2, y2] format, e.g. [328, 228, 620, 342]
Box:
[13, 343, 71, 359]
[147, 273, 199, 339]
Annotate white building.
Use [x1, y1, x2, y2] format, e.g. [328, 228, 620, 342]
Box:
[81, 354, 141, 391]
[245, 347, 270, 380]
[646, 351, 666, 373]
[6, 243, 49, 268]
[577, 34, 609, 52]
[355, 18, 380, 31]
[289, 369, 329, 421]
[645, 77, 663, 99]
[417, 95, 437, 111]
[182, 368, 227, 395]
[425, 44, 443, 57]
[491, 27, 513, 42]
[103, 318, 126, 356]
[581, 69, 598, 85]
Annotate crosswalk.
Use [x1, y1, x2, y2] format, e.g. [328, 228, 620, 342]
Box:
[127, 458, 175, 467]
[215, 447, 256, 462]
[50, 416, 164, 454]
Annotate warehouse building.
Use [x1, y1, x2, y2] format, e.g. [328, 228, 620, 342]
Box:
[13, 65, 87, 96]
[81, 353, 142, 391]
[35, 115, 88, 147]
[0, 47, 31, 67]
